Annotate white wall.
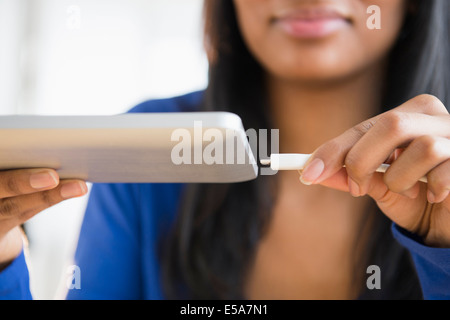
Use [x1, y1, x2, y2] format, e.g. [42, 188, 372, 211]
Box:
[0, 0, 26, 114]
[0, 0, 207, 299]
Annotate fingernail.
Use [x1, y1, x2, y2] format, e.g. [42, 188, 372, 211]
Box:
[60, 182, 87, 199]
[30, 171, 59, 189]
[300, 158, 325, 185]
[299, 175, 312, 186]
[427, 190, 436, 203]
[348, 177, 361, 197]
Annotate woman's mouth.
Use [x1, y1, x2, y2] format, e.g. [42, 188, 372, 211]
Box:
[274, 7, 351, 39]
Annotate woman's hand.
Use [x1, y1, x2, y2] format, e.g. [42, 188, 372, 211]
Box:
[0, 169, 87, 270]
[299, 94, 450, 248]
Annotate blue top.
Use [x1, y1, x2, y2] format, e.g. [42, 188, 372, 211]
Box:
[1, 91, 449, 300]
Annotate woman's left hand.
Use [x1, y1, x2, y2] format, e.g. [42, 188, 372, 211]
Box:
[299, 94, 450, 247]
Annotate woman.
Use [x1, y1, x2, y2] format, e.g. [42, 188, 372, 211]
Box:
[0, 0, 449, 299]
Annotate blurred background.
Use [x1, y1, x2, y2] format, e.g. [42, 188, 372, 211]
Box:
[0, 0, 207, 299]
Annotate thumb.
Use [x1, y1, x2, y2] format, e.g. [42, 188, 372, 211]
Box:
[299, 167, 350, 192]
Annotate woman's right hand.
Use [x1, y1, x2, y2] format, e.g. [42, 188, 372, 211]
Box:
[0, 169, 87, 270]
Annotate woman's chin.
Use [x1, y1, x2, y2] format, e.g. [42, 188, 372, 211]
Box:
[267, 65, 357, 85]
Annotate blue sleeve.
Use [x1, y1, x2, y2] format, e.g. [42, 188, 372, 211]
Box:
[66, 183, 142, 299]
[392, 224, 450, 300]
[0, 249, 32, 300]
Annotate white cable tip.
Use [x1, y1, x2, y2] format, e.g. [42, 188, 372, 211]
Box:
[269, 153, 312, 171]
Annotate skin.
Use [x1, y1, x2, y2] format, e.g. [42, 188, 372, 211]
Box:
[233, 0, 450, 299]
[0, 171, 87, 271]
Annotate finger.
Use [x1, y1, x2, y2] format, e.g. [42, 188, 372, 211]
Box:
[299, 116, 379, 185]
[300, 112, 449, 186]
[384, 148, 404, 164]
[0, 180, 87, 226]
[0, 169, 59, 198]
[300, 95, 450, 187]
[344, 112, 450, 196]
[300, 167, 350, 192]
[427, 159, 450, 203]
[383, 136, 450, 195]
[396, 94, 449, 116]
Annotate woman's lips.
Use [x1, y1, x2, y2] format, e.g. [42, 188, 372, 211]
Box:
[275, 8, 350, 39]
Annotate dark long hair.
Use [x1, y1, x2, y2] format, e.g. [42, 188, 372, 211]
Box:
[162, 0, 450, 299]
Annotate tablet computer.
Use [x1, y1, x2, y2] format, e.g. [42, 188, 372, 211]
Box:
[0, 112, 258, 183]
